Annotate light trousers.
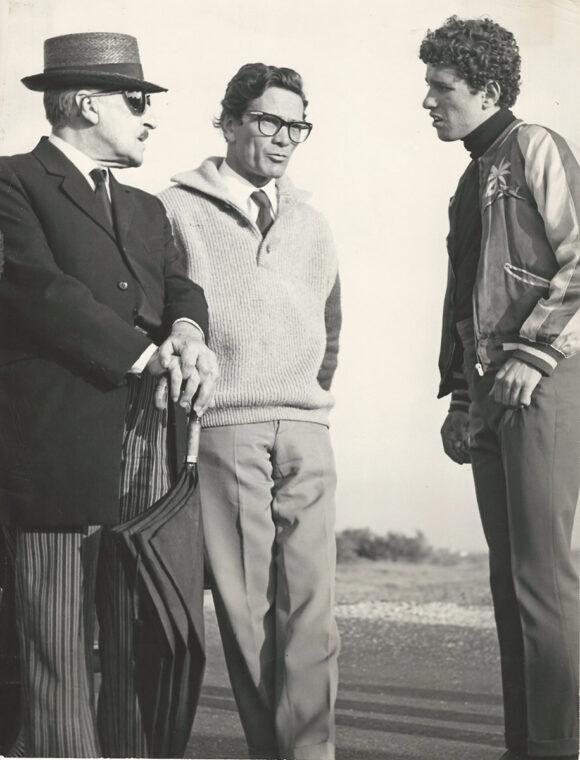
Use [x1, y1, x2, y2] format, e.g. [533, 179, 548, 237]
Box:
[198, 420, 339, 760]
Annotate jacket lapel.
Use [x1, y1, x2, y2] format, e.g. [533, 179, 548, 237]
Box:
[110, 176, 136, 247]
[32, 138, 117, 241]
[109, 175, 161, 328]
[109, 175, 148, 283]
[109, 177, 150, 291]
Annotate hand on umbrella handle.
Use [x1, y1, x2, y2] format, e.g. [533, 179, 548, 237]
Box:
[186, 413, 201, 465]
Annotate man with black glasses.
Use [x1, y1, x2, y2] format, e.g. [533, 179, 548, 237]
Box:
[0, 32, 217, 756]
[160, 63, 342, 760]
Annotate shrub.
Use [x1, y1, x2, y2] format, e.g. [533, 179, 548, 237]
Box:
[336, 528, 433, 563]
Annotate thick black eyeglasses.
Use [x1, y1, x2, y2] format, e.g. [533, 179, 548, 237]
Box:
[88, 90, 151, 115]
[245, 111, 313, 144]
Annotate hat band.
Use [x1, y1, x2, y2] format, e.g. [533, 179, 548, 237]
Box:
[44, 62, 145, 78]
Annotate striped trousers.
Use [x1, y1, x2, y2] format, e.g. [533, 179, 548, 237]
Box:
[6, 376, 170, 757]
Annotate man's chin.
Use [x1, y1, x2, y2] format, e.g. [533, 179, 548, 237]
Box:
[100, 155, 144, 169]
[118, 148, 146, 168]
[269, 165, 288, 179]
[251, 168, 286, 184]
[436, 130, 459, 143]
[126, 153, 145, 168]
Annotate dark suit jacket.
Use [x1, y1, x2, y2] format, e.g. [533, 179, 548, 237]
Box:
[0, 138, 208, 527]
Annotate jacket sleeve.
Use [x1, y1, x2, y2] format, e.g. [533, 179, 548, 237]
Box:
[0, 159, 152, 386]
[513, 126, 580, 374]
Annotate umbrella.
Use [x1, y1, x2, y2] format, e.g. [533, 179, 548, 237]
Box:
[111, 411, 205, 758]
[0, 532, 21, 755]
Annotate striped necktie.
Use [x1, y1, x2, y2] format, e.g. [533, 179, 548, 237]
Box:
[250, 190, 274, 236]
[89, 167, 114, 228]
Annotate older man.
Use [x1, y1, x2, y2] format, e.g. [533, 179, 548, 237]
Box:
[0, 32, 217, 757]
[160, 63, 341, 760]
[420, 16, 580, 760]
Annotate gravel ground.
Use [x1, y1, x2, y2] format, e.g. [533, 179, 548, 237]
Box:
[192, 593, 504, 759]
[191, 559, 504, 759]
[205, 592, 495, 628]
[335, 600, 495, 628]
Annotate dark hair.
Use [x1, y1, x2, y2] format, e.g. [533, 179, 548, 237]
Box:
[214, 63, 308, 130]
[419, 16, 521, 108]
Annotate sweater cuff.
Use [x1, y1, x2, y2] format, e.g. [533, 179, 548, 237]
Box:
[449, 388, 471, 413]
[503, 340, 563, 376]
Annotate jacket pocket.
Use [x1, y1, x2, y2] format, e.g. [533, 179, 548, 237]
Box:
[504, 263, 551, 288]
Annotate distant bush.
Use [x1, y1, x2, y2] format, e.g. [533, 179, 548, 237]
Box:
[336, 528, 433, 564]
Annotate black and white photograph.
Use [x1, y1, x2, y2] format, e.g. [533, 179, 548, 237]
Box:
[0, 1, 579, 758]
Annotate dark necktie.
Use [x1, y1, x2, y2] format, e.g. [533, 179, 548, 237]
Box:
[89, 167, 114, 228]
[250, 190, 274, 236]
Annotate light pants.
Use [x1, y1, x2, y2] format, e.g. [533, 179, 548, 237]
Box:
[7, 376, 169, 757]
[459, 321, 580, 758]
[198, 420, 339, 760]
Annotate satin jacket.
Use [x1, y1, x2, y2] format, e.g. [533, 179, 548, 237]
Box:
[439, 120, 580, 401]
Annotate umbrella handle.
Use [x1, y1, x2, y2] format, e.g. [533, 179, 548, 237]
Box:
[186, 413, 201, 465]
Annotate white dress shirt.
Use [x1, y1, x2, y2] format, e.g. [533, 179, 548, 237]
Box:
[49, 134, 111, 196]
[218, 159, 278, 222]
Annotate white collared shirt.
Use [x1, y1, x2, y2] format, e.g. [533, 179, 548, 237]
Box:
[219, 159, 278, 222]
[48, 133, 111, 198]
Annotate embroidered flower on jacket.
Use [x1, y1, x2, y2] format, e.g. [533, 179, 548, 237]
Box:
[486, 158, 511, 196]
[484, 158, 524, 206]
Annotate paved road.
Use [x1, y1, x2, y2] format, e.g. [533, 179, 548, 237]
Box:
[186, 595, 505, 760]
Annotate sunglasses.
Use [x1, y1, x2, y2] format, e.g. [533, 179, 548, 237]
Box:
[87, 90, 151, 115]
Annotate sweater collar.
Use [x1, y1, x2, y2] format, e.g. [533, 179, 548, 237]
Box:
[170, 157, 310, 215]
[462, 109, 516, 159]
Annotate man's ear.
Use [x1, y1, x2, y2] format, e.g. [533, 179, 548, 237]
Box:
[76, 91, 100, 125]
[483, 81, 501, 108]
[222, 114, 237, 143]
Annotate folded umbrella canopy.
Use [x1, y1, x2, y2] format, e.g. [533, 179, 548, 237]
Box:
[0, 531, 20, 755]
[111, 413, 205, 758]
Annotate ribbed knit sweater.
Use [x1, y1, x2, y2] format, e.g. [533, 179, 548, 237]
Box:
[159, 157, 341, 428]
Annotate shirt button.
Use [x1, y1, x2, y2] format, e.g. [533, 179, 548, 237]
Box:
[266, 245, 271, 253]
[117, 281, 129, 290]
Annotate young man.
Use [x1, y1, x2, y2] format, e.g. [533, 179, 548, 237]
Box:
[160, 63, 341, 760]
[420, 16, 580, 760]
[0, 32, 217, 756]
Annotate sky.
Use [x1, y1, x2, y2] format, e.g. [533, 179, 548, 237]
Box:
[1, 0, 579, 550]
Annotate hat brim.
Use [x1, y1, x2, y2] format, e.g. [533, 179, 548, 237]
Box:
[21, 70, 167, 93]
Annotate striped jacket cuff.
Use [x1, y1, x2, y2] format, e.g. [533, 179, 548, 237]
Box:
[503, 341, 563, 376]
[449, 388, 471, 413]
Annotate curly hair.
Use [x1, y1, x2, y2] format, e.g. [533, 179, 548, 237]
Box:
[214, 63, 308, 130]
[419, 16, 521, 108]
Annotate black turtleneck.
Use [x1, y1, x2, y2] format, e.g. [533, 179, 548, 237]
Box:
[463, 108, 516, 159]
[451, 108, 516, 324]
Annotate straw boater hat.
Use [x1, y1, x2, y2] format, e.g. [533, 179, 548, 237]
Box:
[22, 32, 167, 93]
